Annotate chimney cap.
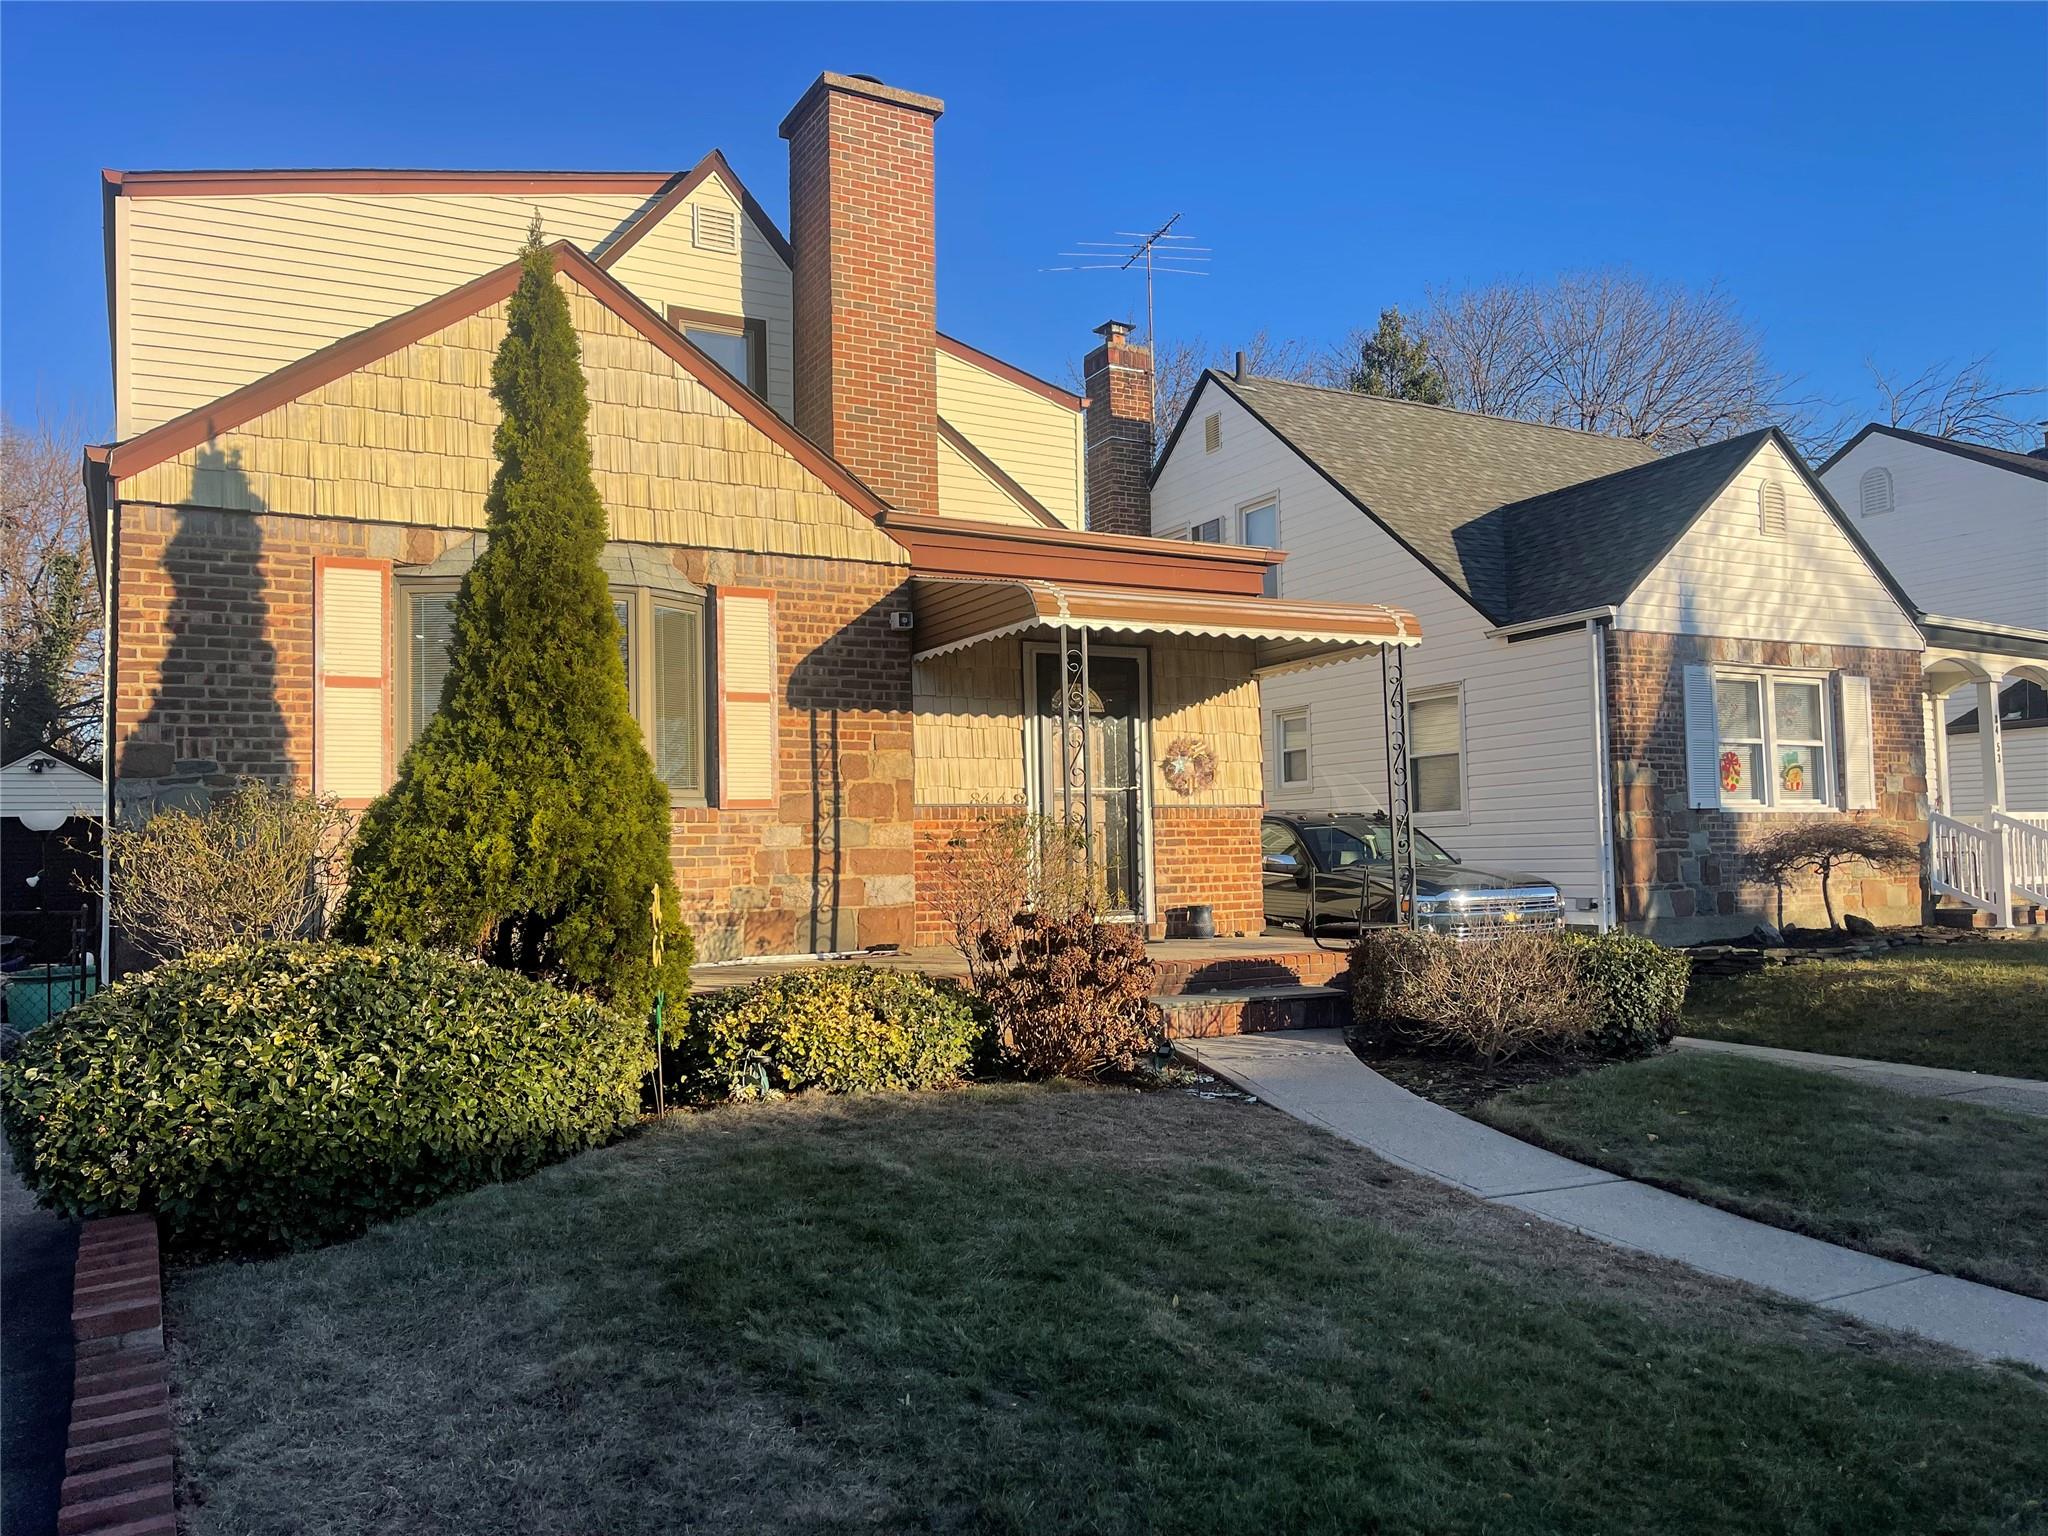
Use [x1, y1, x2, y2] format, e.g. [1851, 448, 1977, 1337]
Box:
[1093, 319, 1135, 342]
[779, 71, 945, 139]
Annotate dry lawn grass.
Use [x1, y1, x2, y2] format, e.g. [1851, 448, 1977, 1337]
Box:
[169, 1085, 2048, 1535]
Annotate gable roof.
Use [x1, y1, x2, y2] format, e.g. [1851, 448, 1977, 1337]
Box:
[591, 150, 795, 269]
[101, 241, 892, 523]
[1180, 372, 1655, 621]
[1819, 423, 2048, 483]
[1492, 430, 1773, 624]
[1173, 373, 1919, 630]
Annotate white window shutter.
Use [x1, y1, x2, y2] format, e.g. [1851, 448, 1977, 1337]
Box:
[1682, 663, 1721, 810]
[315, 559, 389, 804]
[716, 589, 777, 809]
[1838, 672, 1877, 810]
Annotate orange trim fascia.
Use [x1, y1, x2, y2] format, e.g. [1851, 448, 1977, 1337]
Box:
[313, 556, 392, 810]
[882, 512, 1283, 598]
[106, 257, 527, 480]
[101, 241, 900, 532]
[107, 167, 677, 198]
[713, 586, 778, 812]
[596, 150, 796, 269]
[936, 333, 1085, 412]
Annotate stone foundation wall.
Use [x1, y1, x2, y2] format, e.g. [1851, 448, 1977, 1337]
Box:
[1607, 629, 1927, 943]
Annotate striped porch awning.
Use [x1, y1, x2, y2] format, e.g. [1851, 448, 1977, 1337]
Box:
[911, 575, 1419, 676]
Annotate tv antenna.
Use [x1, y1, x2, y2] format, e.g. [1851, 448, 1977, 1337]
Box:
[1042, 212, 1208, 351]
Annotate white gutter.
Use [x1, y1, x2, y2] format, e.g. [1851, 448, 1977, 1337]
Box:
[1586, 617, 1615, 933]
[1487, 604, 1618, 640]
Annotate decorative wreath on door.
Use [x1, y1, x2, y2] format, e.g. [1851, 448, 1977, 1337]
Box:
[1160, 736, 1218, 797]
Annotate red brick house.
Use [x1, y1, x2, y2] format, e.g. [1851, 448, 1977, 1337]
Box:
[85, 72, 1417, 963]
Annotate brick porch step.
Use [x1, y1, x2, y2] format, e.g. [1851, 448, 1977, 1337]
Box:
[1149, 948, 1350, 998]
[1157, 984, 1350, 1039]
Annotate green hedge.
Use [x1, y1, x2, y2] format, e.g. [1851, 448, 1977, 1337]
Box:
[1561, 930, 1691, 1057]
[677, 965, 985, 1100]
[0, 942, 647, 1253]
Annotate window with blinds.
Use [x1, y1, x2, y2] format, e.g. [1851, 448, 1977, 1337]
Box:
[1407, 689, 1463, 814]
[406, 588, 459, 744]
[716, 589, 777, 808]
[653, 602, 703, 793]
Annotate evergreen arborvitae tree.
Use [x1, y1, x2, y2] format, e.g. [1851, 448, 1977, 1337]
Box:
[1340, 307, 1450, 406]
[341, 234, 691, 1014]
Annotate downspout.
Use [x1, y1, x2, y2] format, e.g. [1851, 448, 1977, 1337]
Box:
[1586, 618, 1614, 933]
[92, 463, 118, 980]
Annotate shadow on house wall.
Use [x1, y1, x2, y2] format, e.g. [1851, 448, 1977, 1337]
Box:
[117, 448, 290, 820]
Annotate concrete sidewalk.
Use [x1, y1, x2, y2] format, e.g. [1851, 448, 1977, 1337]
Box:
[1176, 1030, 2048, 1371]
[1674, 1036, 2048, 1118]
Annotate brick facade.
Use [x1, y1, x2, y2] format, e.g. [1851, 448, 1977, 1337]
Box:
[1083, 320, 1156, 538]
[110, 503, 917, 964]
[1607, 629, 1928, 939]
[783, 74, 943, 520]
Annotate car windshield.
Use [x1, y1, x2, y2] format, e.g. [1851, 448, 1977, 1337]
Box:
[1302, 818, 1457, 869]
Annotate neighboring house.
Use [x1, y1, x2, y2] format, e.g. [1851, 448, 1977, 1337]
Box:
[0, 747, 102, 965]
[84, 73, 1417, 963]
[1819, 425, 2048, 822]
[1150, 369, 1930, 942]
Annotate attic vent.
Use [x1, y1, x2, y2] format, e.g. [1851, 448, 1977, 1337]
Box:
[1858, 466, 1894, 518]
[1203, 412, 1221, 454]
[692, 203, 739, 254]
[1758, 482, 1788, 538]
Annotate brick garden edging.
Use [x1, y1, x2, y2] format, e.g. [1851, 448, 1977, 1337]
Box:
[58, 1214, 175, 1535]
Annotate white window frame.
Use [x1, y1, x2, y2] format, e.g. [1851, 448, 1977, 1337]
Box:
[1274, 707, 1311, 789]
[1238, 495, 1280, 597]
[1405, 683, 1468, 824]
[1711, 667, 1835, 812]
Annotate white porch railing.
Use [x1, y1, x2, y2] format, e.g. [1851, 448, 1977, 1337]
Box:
[1929, 811, 2005, 920]
[1994, 812, 2048, 908]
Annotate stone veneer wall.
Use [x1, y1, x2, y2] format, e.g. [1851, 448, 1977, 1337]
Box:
[1606, 629, 1927, 940]
[110, 502, 915, 963]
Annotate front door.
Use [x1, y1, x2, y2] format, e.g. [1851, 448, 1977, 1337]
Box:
[1030, 648, 1146, 919]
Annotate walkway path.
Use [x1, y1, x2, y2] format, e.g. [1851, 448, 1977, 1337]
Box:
[2, 1140, 75, 1536]
[1175, 1030, 2048, 1371]
[1674, 1035, 2048, 1118]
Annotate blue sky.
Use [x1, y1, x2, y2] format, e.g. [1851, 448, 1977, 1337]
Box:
[4, 2, 2043, 438]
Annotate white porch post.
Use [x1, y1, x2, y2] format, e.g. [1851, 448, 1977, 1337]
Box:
[1977, 674, 2011, 926]
[1975, 675, 2008, 814]
[1929, 690, 1952, 817]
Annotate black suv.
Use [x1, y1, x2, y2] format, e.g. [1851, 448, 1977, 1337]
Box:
[1261, 811, 1565, 938]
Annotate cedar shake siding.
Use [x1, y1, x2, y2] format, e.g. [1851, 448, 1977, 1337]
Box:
[1607, 630, 1927, 937]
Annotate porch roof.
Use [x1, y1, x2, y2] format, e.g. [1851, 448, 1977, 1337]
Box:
[909, 575, 1420, 676]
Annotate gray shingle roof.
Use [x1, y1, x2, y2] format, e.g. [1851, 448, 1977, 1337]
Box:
[1209, 374, 1657, 619]
[1494, 429, 1773, 624]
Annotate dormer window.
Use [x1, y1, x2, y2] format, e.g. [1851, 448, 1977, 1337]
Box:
[668, 305, 767, 398]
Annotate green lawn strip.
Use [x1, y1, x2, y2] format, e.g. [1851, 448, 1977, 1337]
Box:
[1476, 1053, 2048, 1300]
[167, 1086, 2047, 1535]
[1684, 946, 2048, 1080]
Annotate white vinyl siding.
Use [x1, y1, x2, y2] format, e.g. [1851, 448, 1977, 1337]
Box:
[117, 175, 795, 434]
[934, 348, 1086, 530]
[1615, 439, 1921, 647]
[1820, 435, 2048, 633]
[0, 754, 101, 828]
[1152, 386, 1610, 914]
[1944, 718, 2048, 816]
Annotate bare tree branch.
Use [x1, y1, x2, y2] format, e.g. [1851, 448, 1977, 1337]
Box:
[2, 411, 103, 759]
[1865, 354, 2047, 449]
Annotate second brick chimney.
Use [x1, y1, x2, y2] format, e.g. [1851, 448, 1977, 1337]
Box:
[780, 72, 944, 518]
[1083, 320, 1155, 538]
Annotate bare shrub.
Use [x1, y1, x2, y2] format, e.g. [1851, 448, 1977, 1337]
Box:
[1746, 822, 1921, 930]
[107, 780, 353, 958]
[979, 909, 1159, 1080]
[923, 807, 1099, 990]
[1349, 930, 1595, 1065]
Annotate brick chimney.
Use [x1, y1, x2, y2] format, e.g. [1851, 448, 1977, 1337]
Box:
[1083, 320, 1155, 538]
[780, 72, 944, 518]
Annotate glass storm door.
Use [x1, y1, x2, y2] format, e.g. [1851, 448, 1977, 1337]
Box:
[1032, 649, 1145, 918]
